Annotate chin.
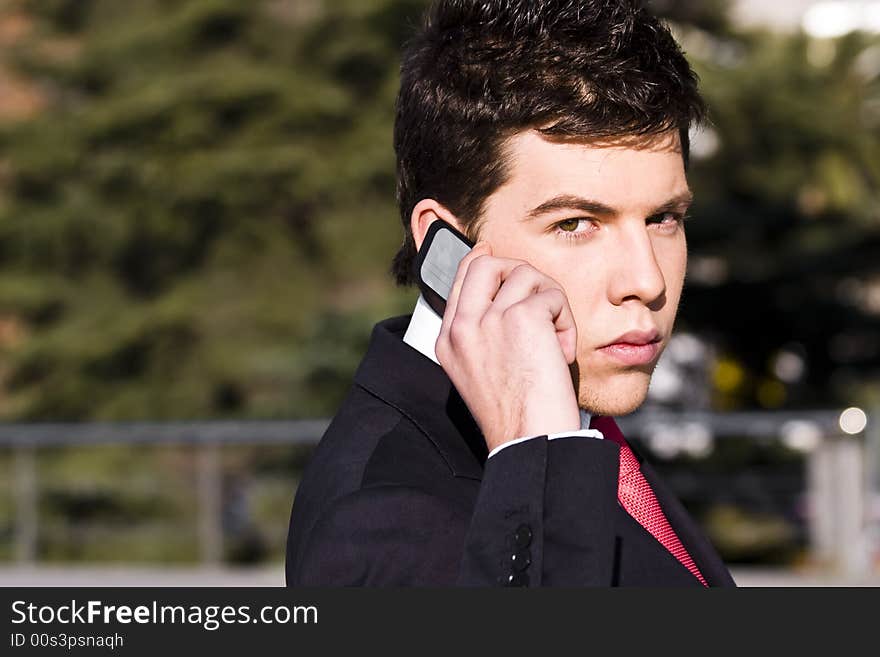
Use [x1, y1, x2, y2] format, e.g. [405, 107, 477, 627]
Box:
[576, 369, 652, 417]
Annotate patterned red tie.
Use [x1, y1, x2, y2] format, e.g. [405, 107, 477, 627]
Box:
[590, 415, 708, 587]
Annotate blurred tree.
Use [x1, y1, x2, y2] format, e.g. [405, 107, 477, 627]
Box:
[675, 20, 880, 410]
[651, 0, 731, 34]
[0, 0, 422, 419]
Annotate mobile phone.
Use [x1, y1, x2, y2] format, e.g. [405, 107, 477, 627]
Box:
[412, 219, 474, 317]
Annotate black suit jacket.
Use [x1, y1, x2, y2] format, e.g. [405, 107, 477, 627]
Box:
[285, 314, 736, 587]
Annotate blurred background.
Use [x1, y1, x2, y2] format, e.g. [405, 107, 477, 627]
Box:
[0, 0, 878, 586]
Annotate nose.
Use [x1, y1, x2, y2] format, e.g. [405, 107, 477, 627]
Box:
[606, 224, 667, 309]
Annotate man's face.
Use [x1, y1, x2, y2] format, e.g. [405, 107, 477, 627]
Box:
[474, 129, 690, 416]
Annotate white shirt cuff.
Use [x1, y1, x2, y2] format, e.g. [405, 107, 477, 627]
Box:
[487, 427, 605, 460]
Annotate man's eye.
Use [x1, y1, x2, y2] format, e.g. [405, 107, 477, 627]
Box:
[552, 218, 596, 242]
[557, 218, 581, 232]
[649, 212, 685, 225]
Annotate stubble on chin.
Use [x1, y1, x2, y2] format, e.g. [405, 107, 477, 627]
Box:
[572, 359, 655, 417]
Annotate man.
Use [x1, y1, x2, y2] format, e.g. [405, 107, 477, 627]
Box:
[286, 0, 736, 587]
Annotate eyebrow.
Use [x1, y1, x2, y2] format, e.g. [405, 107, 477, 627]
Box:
[521, 190, 694, 221]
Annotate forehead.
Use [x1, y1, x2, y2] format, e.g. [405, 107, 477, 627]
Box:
[494, 130, 688, 211]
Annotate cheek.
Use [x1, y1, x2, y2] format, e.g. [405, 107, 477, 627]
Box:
[656, 238, 688, 300]
[501, 249, 604, 343]
[552, 269, 607, 343]
[483, 228, 536, 260]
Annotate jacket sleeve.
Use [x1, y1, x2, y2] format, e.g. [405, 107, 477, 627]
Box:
[289, 435, 622, 587]
[459, 435, 621, 586]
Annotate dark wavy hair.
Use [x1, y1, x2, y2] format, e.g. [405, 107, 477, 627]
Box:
[389, 0, 706, 286]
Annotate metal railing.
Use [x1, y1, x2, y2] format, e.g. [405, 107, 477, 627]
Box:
[1, 409, 877, 576]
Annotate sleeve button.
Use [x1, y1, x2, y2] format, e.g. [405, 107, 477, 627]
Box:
[510, 549, 531, 572]
[503, 572, 530, 587]
[513, 524, 533, 549]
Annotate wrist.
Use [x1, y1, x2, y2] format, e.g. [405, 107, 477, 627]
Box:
[486, 407, 581, 452]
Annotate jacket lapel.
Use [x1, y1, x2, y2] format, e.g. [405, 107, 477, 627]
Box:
[353, 314, 486, 480]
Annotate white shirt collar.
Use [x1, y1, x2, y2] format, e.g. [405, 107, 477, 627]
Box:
[402, 294, 593, 429]
[402, 294, 444, 366]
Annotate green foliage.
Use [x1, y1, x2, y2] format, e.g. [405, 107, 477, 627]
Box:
[0, 0, 419, 420]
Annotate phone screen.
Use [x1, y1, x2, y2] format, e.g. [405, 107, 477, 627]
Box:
[413, 220, 474, 316]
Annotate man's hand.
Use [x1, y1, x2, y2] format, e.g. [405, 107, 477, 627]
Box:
[434, 240, 581, 453]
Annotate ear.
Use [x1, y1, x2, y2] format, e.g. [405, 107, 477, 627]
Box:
[410, 199, 469, 252]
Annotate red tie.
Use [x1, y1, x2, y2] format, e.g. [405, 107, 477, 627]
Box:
[590, 415, 708, 587]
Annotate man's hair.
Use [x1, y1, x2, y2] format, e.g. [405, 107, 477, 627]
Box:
[390, 0, 706, 286]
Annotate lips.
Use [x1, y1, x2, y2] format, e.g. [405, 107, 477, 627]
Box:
[601, 329, 661, 347]
[598, 329, 662, 366]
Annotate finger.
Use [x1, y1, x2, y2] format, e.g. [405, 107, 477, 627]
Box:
[511, 288, 579, 364]
[485, 263, 564, 318]
[439, 240, 492, 339]
[453, 255, 548, 323]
